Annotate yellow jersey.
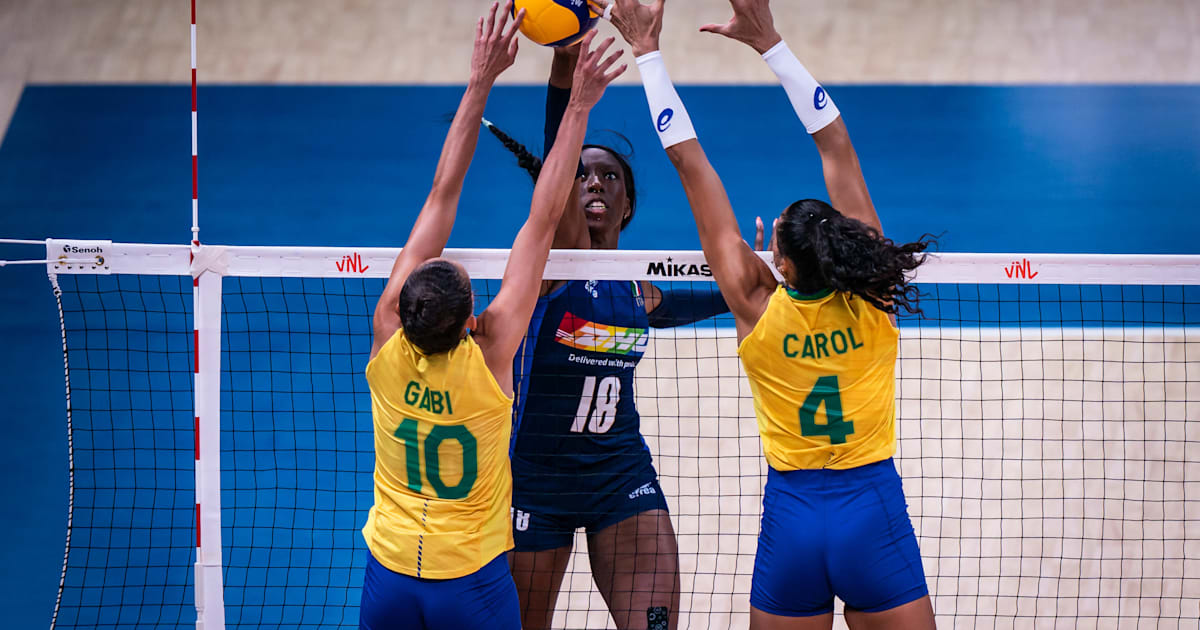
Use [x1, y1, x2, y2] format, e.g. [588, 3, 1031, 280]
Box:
[738, 286, 898, 470]
[363, 329, 515, 579]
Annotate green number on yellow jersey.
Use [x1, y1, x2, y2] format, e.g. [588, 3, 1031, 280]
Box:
[394, 419, 478, 500]
[799, 375, 856, 445]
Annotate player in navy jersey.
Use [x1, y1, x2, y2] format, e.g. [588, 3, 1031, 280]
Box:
[483, 45, 766, 630]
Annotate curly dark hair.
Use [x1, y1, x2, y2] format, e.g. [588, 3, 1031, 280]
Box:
[484, 121, 638, 230]
[397, 260, 473, 354]
[775, 199, 934, 316]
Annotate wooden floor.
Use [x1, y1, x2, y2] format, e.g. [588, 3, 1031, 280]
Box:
[1, 0, 1197, 143]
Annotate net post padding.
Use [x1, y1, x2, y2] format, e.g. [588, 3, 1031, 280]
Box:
[193, 270, 226, 630]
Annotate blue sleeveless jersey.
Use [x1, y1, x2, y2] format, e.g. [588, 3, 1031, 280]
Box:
[511, 280, 653, 474]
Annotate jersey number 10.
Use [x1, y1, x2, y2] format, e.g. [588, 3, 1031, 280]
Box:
[571, 375, 620, 434]
[393, 419, 478, 500]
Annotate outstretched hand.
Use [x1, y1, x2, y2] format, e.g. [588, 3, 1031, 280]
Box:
[753, 216, 777, 251]
[568, 31, 628, 110]
[699, 0, 782, 54]
[590, 0, 665, 57]
[470, 1, 525, 84]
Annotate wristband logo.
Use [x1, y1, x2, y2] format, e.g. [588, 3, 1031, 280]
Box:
[814, 87, 828, 111]
[657, 108, 674, 132]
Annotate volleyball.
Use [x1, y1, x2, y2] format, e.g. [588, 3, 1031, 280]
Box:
[512, 0, 600, 47]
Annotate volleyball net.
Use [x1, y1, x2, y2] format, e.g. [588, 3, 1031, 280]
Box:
[42, 239, 1200, 629]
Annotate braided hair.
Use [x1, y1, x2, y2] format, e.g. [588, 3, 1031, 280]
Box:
[775, 199, 935, 316]
[483, 119, 542, 183]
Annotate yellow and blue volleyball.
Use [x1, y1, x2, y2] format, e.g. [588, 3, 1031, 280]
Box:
[513, 0, 600, 48]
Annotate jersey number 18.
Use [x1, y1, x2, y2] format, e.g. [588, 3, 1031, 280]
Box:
[571, 375, 620, 434]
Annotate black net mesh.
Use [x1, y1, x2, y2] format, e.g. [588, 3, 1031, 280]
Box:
[52, 269, 1200, 629]
[53, 274, 195, 629]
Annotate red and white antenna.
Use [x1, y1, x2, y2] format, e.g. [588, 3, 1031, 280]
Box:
[190, 2, 227, 628]
[191, 0, 199, 250]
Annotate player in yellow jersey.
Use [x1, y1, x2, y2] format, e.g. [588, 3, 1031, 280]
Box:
[358, 3, 627, 627]
[600, 0, 937, 627]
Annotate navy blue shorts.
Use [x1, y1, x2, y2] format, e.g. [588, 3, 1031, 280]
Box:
[751, 458, 928, 617]
[511, 463, 668, 551]
[359, 551, 520, 630]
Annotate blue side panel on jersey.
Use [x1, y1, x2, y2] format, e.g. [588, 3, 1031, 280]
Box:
[510, 284, 561, 453]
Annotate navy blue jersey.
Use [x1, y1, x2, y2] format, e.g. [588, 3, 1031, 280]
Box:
[512, 280, 653, 473]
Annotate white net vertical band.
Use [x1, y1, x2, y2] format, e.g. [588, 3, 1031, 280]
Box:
[193, 270, 226, 630]
[44, 242, 1200, 629]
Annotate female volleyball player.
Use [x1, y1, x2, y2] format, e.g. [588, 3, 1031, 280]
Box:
[483, 35, 758, 630]
[600, 0, 938, 628]
[358, 1, 627, 626]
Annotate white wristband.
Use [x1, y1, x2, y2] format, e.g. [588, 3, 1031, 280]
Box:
[762, 40, 840, 134]
[635, 51, 697, 149]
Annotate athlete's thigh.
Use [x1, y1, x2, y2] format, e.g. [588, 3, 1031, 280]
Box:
[750, 607, 835, 630]
[509, 546, 573, 630]
[360, 552, 422, 630]
[750, 476, 834, 617]
[825, 465, 928, 614]
[843, 595, 935, 630]
[587, 509, 680, 630]
[423, 553, 521, 630]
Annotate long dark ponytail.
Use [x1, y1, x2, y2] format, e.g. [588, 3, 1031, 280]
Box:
[482, 118, 542, 183]
[775, 199, 934, 316]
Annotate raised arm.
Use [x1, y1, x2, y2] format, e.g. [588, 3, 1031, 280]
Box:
[476, 32, 626, 391]
[604, 0, 776, 338]
[371, 2, 523, 357]
[702, 0, 881, 234]
[544, 46, 592, 252]
[663, 140, 777, 337]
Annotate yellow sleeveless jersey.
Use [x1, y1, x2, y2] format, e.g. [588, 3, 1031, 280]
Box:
[738, 286, 898, 470]
[363, 329, 515, 579]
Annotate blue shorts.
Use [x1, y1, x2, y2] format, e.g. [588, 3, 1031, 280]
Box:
[751, 458, 928, 617]
[511, 462, 669, 551]
[359, 551, 520, 630]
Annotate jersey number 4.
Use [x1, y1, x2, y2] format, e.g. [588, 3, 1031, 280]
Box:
[571, 375, 620, 433]
[799, 375, 855, 445]
[393, 419, 478, 500]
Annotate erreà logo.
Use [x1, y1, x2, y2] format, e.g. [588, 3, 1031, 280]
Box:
[813, 87, 828, 111]
[646, 257, 712, 278]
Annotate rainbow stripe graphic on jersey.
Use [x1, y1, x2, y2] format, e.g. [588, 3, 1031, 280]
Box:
[555, 311, 649, 355]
